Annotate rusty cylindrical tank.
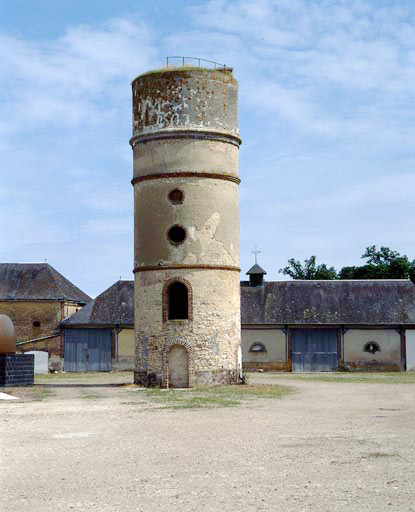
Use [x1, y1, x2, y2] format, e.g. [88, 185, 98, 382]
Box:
[0, 314, 16, 354]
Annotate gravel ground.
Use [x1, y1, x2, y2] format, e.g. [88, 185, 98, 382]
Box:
[1, 372, 415, 512]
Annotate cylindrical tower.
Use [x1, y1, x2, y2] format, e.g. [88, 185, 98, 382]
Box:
[131, 65, 241, 387]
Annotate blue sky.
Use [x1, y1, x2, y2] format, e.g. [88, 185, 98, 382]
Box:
[1, 0, 414, 297]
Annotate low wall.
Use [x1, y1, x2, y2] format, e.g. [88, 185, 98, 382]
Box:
[0, 354, 34, 386]
[243, 361, 291, 371]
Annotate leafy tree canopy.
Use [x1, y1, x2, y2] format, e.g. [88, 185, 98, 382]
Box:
[279, 246, 415, 281]
[339, 246, 415, 280]
[362, 245, 401, 265]
[279, 256, 337, 280]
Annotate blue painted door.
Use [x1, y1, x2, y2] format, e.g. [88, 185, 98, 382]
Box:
[292, 329, 338, 372]
[64, 329, 112, 372]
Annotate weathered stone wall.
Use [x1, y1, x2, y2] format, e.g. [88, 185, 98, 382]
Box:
[241, 328, 287, 370]
[0, 301, 62, 342]
[63, 303, 83, 320]
[131, 68, 239, 138]
[343, 328, 401, 371]
[0, 300, 82, 371]
[132, 67, 241, 387]
[134, 177, 239, 269]
[135, 270, 240, 386]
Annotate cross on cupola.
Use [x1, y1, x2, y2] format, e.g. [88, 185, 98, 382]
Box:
[246, 246, 267, 287]
[251, 245, 261, 264]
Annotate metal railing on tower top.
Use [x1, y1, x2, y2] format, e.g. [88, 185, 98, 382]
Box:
[165, 56, 229, 69]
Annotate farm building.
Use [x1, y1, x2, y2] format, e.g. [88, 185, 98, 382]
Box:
[241, 269, 415, 372]
[62, 281, 134, 371]
[59, 269, 415, 372]
[0, 263, 91, 370]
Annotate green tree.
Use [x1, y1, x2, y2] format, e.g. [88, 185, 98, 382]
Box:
[339, 246, 415, 280]
[279, 256, 337, 280]
[362, 245, 401, 265]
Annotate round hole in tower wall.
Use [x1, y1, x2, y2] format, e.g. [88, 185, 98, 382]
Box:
[167, 225, 186, 245]
[168, 189, 184, 205]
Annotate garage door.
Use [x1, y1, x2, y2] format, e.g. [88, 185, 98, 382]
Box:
[292, 329, 338, 372]
[64, 328, 112, 372]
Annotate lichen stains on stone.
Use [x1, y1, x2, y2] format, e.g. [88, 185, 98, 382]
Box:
[132, 69, 238, 137]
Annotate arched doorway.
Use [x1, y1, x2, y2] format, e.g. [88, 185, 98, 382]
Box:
[168, 344, 189, 388]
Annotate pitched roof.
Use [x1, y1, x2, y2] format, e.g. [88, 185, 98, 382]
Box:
[241, 280, 415, 326]
[61, 278, 415, 328]
[0, 263, 91, 303]
[246, 263, 267, 275]
[63, 281, 134, 327]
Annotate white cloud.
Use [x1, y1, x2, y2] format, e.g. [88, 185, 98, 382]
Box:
[0, 19, 156, 135]
[0, 18, 156, 272]
[182, 0, 415, 146]
[1, 2, 414, 289]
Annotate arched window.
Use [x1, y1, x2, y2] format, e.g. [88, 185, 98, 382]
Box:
[168, 281, 188, 320]
[363, 341, 381, 354]
[162, 278, 193, 322]
[249, 343, 267, 353]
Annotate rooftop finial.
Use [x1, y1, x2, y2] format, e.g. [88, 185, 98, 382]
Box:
[252, 245, 261, 264]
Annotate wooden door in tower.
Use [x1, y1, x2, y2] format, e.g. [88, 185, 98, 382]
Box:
[168, 345, 189, 388]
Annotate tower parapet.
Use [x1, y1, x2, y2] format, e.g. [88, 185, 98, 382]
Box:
[131, 66, 241, 387]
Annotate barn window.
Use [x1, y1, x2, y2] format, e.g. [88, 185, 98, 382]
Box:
[168, 281, 189, 320]
[249, 343, 266, 353]
[364, 341, 380, 354]
[33, 321, 41, 328]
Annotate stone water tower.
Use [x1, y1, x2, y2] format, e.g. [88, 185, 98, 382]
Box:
[131, 61, 241, 387]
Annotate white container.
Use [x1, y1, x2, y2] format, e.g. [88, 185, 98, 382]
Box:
[26, 351, 48, 374]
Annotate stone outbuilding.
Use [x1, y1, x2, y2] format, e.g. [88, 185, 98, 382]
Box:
[62, 281, 134, 371]
[241, 276, 415, 372]
[62, 272, 415, 373]
[0, 263, 91, 370]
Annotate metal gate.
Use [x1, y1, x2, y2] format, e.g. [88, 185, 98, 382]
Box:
[64, 328, 112, 372]
[292, 329, 338, 372]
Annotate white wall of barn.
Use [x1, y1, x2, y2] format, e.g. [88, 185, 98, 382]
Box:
[405, 330, 415, 371]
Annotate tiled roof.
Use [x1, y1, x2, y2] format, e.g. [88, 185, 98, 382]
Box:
[246, 263, 267, 275]
[63, 281, 134, 327]
[241, 280, 415, 325]
[63, 278, 415, 328]
[0, 263, 91, 303]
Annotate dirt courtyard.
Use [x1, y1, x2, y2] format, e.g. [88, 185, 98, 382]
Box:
[1, 372, 415, 511]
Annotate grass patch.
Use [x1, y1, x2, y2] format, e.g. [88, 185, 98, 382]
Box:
[132, 384, 294, 410]
[80, 393, 102, 400]
[272, 372, 415, 385]
[363, 452, 400, 460]
[35, 371, 133, 382]
[29, 387, 56, 402]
